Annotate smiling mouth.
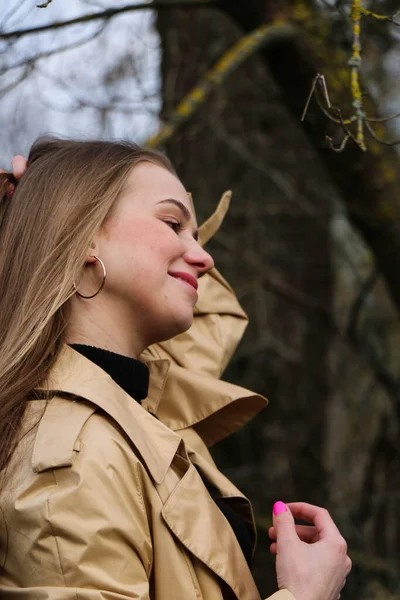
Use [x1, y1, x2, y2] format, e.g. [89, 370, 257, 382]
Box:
[168, 272, 198, 292]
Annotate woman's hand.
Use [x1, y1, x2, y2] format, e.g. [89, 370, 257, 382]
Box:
[268, 501, 352, 600]
[0, 155, 28, 179]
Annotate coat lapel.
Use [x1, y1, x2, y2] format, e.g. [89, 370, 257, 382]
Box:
[36, 345, 180, 483]
[159, 452, 261, 600]
[187, 445, 257, 551]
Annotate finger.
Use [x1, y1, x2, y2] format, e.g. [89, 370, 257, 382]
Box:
[269, 542, 277, 555]
[272, 501, 299, 547]
[11, 155, 28, 179]
[269, 524, 318, 543]
[286, 502, 341, 539]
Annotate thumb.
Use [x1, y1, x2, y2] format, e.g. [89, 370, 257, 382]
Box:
[11, 156, 28, 180]
[272, 501, 298, 547]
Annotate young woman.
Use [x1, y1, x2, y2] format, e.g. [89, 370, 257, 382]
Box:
[0, 138, 351, 600]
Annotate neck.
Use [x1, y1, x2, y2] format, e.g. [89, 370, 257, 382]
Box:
[66, 295, 146, 359]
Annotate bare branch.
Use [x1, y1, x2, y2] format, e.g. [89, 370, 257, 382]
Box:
[0, 65, 32, 95]
[318, 98, 355, 125]
[302, 1, 400, 152]
[37, 0, 55, 7]
[0, 23, 107, 77]
[361, 7, 400, 26]
[317, 73, 332, 108]
[0, 0, 217, 40]
[366, 111, 400, 123]
[331, 105, 363, 148]
[364, 120, 400, 147]
[301, 73, 320, 122]
[325, 133, 351, 152]
[309, 81, 355, 125]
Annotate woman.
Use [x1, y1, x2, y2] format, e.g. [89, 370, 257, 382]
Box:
[0, 139, 351, 600]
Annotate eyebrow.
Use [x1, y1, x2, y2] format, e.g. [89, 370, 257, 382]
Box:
[156, 198, 199, 241]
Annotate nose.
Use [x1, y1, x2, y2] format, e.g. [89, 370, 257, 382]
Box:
[184, 241, 214, 276]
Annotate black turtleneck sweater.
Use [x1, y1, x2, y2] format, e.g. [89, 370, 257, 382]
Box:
[69, 344, 254, 568]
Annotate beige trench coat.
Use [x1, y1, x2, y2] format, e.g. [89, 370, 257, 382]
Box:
[0, 193, 294, 600]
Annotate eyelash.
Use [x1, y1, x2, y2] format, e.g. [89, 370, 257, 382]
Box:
[165, 220, 184, 234]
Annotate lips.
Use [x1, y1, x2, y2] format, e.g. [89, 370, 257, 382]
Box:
[168, 271, 198, 291]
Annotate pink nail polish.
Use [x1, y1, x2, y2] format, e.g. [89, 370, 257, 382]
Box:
[273, 501, 287, 515]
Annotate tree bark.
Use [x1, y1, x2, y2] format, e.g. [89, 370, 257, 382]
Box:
[156, 6, 335, 595]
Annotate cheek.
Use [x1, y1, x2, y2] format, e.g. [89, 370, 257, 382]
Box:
[105, 217, 181, 274]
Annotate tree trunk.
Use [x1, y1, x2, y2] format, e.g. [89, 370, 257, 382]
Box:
[156, 6, 335, 595]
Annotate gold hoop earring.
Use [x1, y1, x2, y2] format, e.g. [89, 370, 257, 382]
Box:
[73, 256, 106, 299]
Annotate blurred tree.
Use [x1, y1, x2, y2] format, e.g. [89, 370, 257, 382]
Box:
[154, 1, 400, 597]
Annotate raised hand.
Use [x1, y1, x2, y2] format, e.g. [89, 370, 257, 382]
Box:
[0, 155, 28, 180]
[269, 501, 352, 600]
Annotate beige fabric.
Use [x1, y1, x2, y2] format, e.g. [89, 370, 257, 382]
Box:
[0, 192, 294, 600]
[196, 190, 232, 246]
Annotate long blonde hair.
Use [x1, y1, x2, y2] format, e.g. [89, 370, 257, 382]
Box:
[0, 137, 174, 481]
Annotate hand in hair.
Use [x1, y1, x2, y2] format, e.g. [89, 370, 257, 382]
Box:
[0, 155, 28, 179]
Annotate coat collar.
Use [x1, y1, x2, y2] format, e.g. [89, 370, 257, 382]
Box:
[36, 340, 266, 479]
[142, 359, 267, 447]
[35, 344, 180, 484]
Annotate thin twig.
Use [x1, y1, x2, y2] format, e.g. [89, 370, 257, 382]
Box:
[301, 74, 320, 121]
[364, 120, 400, 146]
[0, 65, 32, 95]
[366, 111, 400, 123]
[317, 73, 332, 108]
[302, 74, 337, 122]
[331, 104, 362, 149]
[0, 23, 106, 77]
[314, 92, 354, 125]
[0, 0, 216, 40]
[325, 133, 351, 152]
[302, 0, 400, 152]
[361, 7, 400, 25]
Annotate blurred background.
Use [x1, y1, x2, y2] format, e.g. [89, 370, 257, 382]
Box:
[1, 1, 400, 598]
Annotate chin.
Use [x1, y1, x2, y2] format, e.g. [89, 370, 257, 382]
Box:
[150, 311, 194, 344]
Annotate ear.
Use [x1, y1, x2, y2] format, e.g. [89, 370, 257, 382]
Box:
[86, 241, 98, 264]
[86, 256, 97, 264]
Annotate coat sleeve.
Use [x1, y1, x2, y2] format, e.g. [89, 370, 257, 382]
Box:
[2, 413, 153, 599]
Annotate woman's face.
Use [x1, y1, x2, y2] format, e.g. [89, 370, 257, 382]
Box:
[93, 161, 214, 347]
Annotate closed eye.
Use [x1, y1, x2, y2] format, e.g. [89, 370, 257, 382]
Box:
[165, 220, 184, 234]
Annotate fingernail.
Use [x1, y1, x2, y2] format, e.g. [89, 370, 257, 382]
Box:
[273, 501, 288, 515]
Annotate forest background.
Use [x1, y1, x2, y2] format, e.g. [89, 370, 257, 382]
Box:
[1, 1, 400, 598]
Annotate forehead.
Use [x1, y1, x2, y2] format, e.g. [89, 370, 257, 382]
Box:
[123, 161, 194, 214]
